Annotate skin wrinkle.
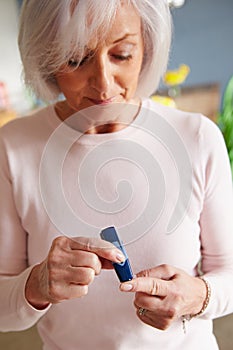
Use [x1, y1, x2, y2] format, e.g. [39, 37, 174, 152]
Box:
[5, 1, 222, 342]
[54, 2, 144, 134]
[149, 278, 158, 296]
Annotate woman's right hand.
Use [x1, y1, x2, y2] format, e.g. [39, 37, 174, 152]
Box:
[25, 236, 125, 309]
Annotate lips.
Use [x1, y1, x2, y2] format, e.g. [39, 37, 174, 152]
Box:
[88, 97, 115, 105]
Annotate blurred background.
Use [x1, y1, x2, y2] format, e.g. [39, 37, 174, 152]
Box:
[0, 0, 233, 348]
[1, 0, 233, 118]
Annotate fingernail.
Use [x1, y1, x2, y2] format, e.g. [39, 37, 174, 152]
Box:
[116, 253, 125, 262]
[120, 283, 133, 291]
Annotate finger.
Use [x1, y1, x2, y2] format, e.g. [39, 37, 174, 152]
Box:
[71, 253, 114, 271]
[136, 264, 180, 280]
[55, 284, 89, 301]
[136, 309, 171, 331]
[120, 277, 170, 297]
[67, 284, 89, 299]
[67, 267, 95, 285]
[99, 257, 115, 270]
[45, 279, 90, 303]
[70, 250, 102, 275]
[134, 292, 162, 310]
[69, 237, 125, 263]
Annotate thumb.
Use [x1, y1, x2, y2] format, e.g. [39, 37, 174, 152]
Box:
[136, 264, 179, 280]
[120, 276, 170, 297]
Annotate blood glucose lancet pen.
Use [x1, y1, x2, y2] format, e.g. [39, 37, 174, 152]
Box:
[100, 226, 133, 282]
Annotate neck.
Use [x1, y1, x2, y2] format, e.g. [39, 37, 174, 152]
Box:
[54, 98, 141, 134]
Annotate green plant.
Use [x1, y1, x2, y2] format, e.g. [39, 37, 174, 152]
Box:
[217, 76, 233, 178]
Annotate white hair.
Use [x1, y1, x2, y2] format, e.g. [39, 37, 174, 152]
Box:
[18, 0, 172, 101]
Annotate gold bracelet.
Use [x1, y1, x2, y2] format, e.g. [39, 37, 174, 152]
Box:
[191, 277, 211, 318]
[182, 276, 211, 333]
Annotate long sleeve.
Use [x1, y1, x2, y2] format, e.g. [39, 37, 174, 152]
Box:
[1, 102, 233, 348]
[197, 116, 233, 319]
[0, 267, 50, 331]
[0, 129, 50, 332]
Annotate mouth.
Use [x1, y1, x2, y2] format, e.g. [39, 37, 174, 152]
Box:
[88, 97, 116, 106]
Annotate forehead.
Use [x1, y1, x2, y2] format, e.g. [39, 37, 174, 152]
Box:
[107, 3, 142, 42]
[89, 2, 142, 48]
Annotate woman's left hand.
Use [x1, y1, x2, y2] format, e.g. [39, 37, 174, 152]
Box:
[120, 264, 207, 330]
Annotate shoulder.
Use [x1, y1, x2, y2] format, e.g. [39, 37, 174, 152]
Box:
[0, 105, 53, 133]
[143, 98, 222, 144]
[0, 105, 56, 144]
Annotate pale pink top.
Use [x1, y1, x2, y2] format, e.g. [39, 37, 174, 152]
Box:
[0, 99, 233, 350]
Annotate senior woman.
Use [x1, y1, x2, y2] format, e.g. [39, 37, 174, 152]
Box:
[0, 0, 233, 349]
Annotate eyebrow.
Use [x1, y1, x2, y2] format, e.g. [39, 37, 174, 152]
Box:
[112, 33, 138, 44]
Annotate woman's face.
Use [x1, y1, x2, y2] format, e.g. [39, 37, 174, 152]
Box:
[55, 3, 144, 115]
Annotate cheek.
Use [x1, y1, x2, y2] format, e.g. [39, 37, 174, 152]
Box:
[56, 76, 69, 92]
[123, 55, 143, 90]
[122, 66, 141, 91]
[56, 73, 85, 93]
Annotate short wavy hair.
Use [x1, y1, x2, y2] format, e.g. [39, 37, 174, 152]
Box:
[18, 0, 172, 101]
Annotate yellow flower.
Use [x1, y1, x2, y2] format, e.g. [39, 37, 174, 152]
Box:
[163, 64, 190, 86]
[151, 95, 176, 108]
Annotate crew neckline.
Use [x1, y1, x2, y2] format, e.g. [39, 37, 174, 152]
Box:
[46, 98, 150, 146]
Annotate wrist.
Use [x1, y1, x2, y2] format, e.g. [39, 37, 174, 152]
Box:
[185, 276, 211, 319]
[25, 263, 50, 310]
[181, 276, 211, 334]
[190, 276, 211, 317]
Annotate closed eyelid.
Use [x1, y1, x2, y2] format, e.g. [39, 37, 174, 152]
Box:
[67, 50, 95, 66]
[110, 41, 136, 51]
[80, 51, 95, 62]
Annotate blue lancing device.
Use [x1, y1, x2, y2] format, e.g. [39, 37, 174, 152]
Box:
[100, 226, 133, 282]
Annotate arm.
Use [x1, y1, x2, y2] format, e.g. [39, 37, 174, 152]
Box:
[120, 117, 233, 329]
[197, 116, 233, 319]
[24, 236, 125, 308]
[0, 130, 125, 331]
[120, 265, 208, 330]
[0, 131, 50, 331]
[0, 268, 51, 332]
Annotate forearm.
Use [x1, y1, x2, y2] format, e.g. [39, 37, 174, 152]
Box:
[197, 117, 233, 319]
[0, 266, 50, 332]
[25, 263, 51, 309]
[198, 269, 233, 319]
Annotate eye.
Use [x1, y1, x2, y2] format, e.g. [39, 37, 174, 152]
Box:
[67, 58, 79, 68]
[79, 54, 91, 66]
[112, 54, 133, 61]
[67, 51, 94, 68]
[79, 51, 95, 67]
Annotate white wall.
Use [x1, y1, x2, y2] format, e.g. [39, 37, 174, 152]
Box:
[0, 0, 31, 114]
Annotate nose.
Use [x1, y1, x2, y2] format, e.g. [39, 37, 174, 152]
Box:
[89, 53, 113, 98]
